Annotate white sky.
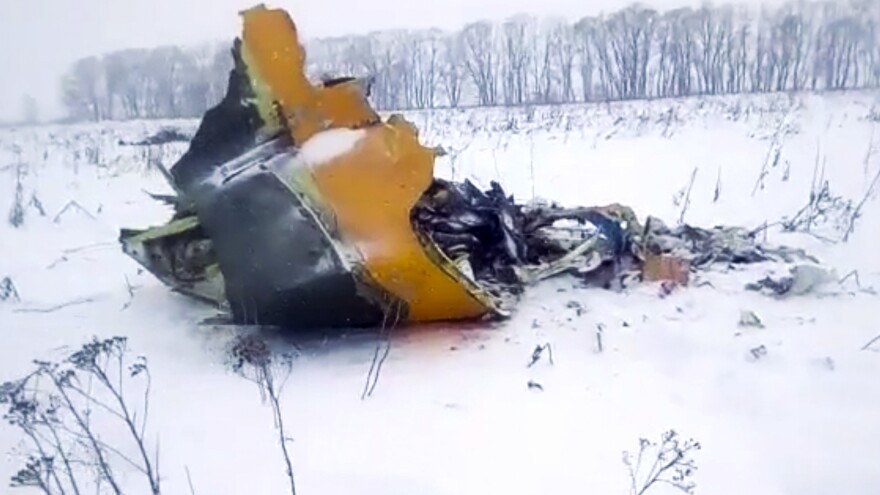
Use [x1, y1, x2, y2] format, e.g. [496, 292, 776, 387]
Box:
[0, 0, 770, 122]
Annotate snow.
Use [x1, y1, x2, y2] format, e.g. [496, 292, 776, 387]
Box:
[1, 91, 880, 495]
[298, 128, 367, 167]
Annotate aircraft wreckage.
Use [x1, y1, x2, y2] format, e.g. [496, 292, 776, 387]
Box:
[120, 5, 814, 330]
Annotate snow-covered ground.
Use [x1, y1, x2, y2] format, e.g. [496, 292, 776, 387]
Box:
[1, 91, 879, 495]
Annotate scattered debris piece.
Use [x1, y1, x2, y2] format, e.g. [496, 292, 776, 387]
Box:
[746, 275, 792, 296]
[658, 280, 677, 298]
[527, 380, 544, 391]
[123, 127, 192, 146]
[820, 357, 835, 371]
[795, 316, 817, 325]
[0, 277, 20, 302]
[747, 264, 837, 297]
[643, 253, 690, 285]
[644, 218, 817, 267]
[527, 343, 554, 367]
[788, 264, 838, 295]
[739, 310, 764, 328]
[750, 345, 768, 360]
[565, 300, 585, 316]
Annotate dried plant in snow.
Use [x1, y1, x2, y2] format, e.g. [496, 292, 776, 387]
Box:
[623, 429, 701, 495]
[0, 336, 159, 495]
[229, 334, 298, 495]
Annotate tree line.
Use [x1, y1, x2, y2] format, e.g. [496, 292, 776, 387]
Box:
[60, 0, 880, 121]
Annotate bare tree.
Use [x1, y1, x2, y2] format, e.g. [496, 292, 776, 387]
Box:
[501, 15, 533, 105]
[530, 19, 559, 103]
[553, 22, 578, 103]
[411, 30, 442, 109]
[439, 34, 465, 107]
[61, 56, 104, 121]
[574, 17, 598, 101]
[21, 95, 39, 124]
[57, 0, 880, 120]
[461, 21, 499, 106]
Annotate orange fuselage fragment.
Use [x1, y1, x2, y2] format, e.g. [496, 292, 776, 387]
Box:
[237, 6, 492, 323]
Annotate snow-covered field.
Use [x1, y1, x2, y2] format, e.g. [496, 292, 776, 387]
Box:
[1, 91, 879, 495]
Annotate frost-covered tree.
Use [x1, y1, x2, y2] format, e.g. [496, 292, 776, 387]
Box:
[59, 0, 880, 119]
[20, 95, 38, 124]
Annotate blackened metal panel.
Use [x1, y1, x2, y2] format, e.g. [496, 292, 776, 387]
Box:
[195, 166, 385, 329]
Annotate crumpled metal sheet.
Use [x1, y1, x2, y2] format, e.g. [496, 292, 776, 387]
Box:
[746, 264, 838, 298]
[415, 181, 822, 296]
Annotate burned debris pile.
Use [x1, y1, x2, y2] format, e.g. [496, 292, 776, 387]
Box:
[413, 179, 818, 305]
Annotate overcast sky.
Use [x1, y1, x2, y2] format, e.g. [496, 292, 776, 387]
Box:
[0, 0, 771, 122]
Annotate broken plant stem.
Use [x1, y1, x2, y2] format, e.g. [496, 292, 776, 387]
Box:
[42, 417, 82, 495]
[678, 167, 698, 225]
[527, 343, 554, 367]
[266, 370, 296, 495]
[713, 167, 721, 203]
[50, 376, 123, 495]
[842, 165, 880, 242]
[185, 466, 197, 495]
[80, 350, 160, 494]
[861, 334, 880, 351]
[52, 201, 96, 224]
[752, 128, 784, 196]
[838, 270, 862, 289]
[362, 300, 404, 399]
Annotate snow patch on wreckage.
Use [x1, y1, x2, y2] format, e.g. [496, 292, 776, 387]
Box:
[119, 4, 820, 331]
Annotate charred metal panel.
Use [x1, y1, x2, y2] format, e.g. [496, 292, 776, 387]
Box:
[170, 39, 267, 198]
[194, 162, 386, 329]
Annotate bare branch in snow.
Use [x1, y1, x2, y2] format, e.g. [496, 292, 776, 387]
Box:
[362, 300, 405, 399]
[713, 167, 721, 203]
[185, 466, 197, 495]
[678, 167, 698, 225]
[842, 165, 880, 242]
[862, 334, 880, 352]
[52, 202, 96, 224]
[14, 298, 95, 314]
[122, 276, 136, 311]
